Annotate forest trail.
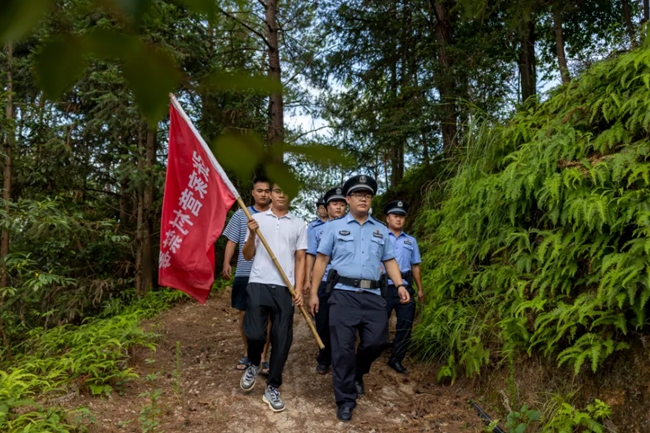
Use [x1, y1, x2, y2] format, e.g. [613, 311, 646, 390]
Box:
[68, 288, 485, 432]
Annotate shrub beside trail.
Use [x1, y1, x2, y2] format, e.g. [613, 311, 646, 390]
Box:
[0, 289, 186, 432]
[415, 39, 650, 384]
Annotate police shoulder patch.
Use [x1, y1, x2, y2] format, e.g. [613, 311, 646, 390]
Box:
[339, 230, 351, 236]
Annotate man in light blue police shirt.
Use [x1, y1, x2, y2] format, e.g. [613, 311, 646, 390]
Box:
[308, 174, 410, 423]
[307, 196, 327, 236]
[383, 200, 423, 375]
[305, 186, 347, 375]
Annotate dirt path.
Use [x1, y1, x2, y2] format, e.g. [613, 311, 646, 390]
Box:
[72, 288, 484, 432]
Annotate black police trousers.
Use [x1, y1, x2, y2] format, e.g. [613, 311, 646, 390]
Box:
[315, 281, 331, 367]
[243, 283, 294, 389]
[329, 290, 388, 409]
[386, 284, 416, 364]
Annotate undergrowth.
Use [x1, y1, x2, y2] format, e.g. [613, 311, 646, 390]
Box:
[414, 36, 650, 385]
[0, 288, 186, 432]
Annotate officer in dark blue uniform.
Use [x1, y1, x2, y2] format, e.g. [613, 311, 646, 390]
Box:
[305, 187, 347, 374]
[383, 200, 423, 375]
[307, 197, 328, 236]
[308, 174, 410, 422]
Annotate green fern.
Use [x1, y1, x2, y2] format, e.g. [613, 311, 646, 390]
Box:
[414, 40, 650, 383]
[0, 289, 183, 432]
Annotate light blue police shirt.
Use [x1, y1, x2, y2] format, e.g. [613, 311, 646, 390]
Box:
[307, 219, 338, 281]
[307, 218, 326, 237]
[317, 213, 395, 295]
[387, 231, 421, 286]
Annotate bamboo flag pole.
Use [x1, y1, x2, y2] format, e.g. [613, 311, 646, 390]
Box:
[169, 94, 324, 349]
[237, 198, 324, 349]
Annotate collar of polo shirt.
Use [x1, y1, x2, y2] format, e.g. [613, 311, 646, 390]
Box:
[264, 208, 292, 219]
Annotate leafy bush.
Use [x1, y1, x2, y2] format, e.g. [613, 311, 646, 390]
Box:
[0, 195, 135, 349]
[503, 404, 541, 433]
[543, 398, 611, 433]
[415, 38, 650, 379]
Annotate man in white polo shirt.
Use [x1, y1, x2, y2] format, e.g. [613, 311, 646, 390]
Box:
[239, 183, 307, 413]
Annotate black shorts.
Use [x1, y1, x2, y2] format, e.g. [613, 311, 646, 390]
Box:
[231, 276, 249, 310]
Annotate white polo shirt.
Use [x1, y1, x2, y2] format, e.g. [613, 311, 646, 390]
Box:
[246, 209, 308, 287]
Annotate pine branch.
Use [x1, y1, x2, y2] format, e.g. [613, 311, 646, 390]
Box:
[217, 7, 271, 50]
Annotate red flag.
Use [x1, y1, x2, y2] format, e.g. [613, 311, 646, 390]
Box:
[159, 96, 238, 303]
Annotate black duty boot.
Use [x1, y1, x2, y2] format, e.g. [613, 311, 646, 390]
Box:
[337, 406, 353, 422]
[387, 360, 409, 374]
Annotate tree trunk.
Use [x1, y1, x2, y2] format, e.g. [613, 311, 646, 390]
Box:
[390, 145, 404, 187]
[553, 10, 570, 84]
[119, 177, 130, 226]
[265, 0, 283, 153]
[389, 12, 405, 188]
[135, 124, 155, 294]
[0, 42, 14, 287]
[644, 0, 649, 24]
[135, 127, 144, 293]
[622, 0, 636, 46]
[1, 42, 13, 288]
[142, 126, 155, 290]
[431, 0, 457, 149]
[519, 17, 537, 103]
[0, 42, 13, 354]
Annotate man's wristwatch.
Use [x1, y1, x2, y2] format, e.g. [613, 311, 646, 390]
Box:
[396, 284, 407, 289]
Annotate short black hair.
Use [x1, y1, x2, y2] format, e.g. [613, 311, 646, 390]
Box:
[252, 176, 271, 187]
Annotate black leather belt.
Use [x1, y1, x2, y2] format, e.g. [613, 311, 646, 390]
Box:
[338, 276, 380, 290]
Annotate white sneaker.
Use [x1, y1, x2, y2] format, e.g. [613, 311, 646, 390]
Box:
[240, 364, 258, 391]
[262, 385, 285, 412]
